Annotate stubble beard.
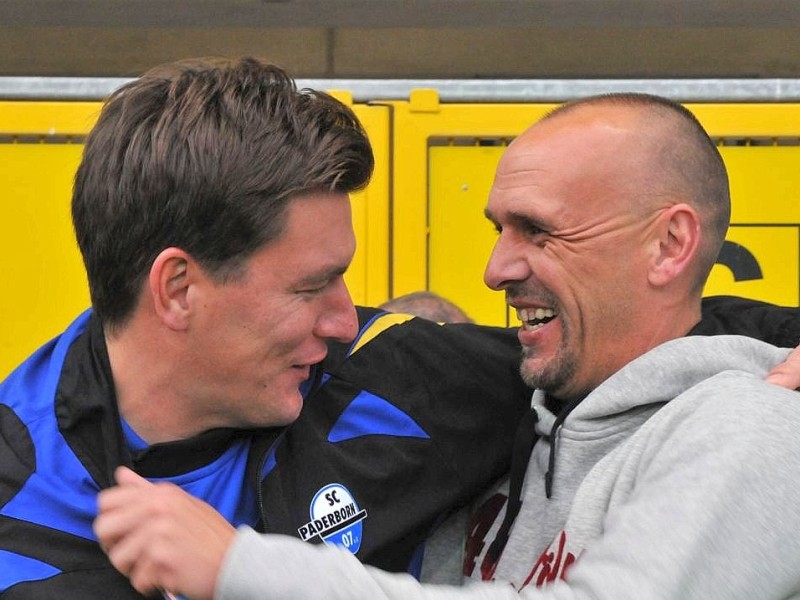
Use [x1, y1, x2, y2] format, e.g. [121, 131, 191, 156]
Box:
[519, 342, 579, 398]
[506, 283, 579, 396]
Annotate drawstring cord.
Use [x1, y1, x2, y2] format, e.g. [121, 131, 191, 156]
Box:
[480, 406, 539, 579]
[480, 394, 584, 579]
[544, 395, 582, 498]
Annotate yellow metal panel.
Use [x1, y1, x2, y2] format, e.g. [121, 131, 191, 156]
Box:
[720, 145, 800, 223]
[0, 101, 101, 135]
[686, 103, 800, 137]
[429, 145, 507, 326]
[0, 143, 90, 379]
[345, 103, 391, 307]
[705, 226, 799, 306]
[388, 99, 556, 296]
[408, 89, 441, 113]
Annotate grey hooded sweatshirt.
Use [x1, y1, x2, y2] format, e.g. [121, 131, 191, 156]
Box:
[217, 335, 800, 600]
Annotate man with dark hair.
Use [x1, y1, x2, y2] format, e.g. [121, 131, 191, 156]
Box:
[0, 56, 371, 596]
[72, 58, 374, 332]
[95, 93, 800, 599]
[0, 57, 541, 598]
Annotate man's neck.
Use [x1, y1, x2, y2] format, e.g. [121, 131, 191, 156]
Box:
[105, 322, 204, 445]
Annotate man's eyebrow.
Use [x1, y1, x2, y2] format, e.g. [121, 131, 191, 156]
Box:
[294, 264, 349, 287]
[484, 208, 541, 228]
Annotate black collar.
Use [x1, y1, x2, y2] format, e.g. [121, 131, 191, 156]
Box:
[54, 314, 260, 484]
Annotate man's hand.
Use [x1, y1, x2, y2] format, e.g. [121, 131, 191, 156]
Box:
[766, 344, 800, 390]
[94, 466, 236, 600]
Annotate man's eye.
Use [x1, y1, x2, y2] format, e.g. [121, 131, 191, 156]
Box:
[520, 219, 546, 237]
[298, 280, 331, 295]
[526, 224, 545, 236]
[299, 285, 326, 295]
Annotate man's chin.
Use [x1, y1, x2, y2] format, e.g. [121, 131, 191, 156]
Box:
[276, 396, 304, 426]
[519, 360, 544, 389]
[253, 392, 304, 429]
[519, 354, 574, 397]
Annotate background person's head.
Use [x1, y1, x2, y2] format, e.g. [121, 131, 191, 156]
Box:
[484, 93, 729, 401]
[73, 56, 373, 332]
[379, 291, 474, 323]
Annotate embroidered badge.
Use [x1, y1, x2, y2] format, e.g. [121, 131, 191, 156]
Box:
[298, 483, 368, 554]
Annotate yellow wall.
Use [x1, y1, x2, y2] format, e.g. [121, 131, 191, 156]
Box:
[0, 102, 100, 378]
[2, 95, 799, 377]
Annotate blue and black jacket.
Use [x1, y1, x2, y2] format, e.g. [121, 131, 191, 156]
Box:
[0, 306, 529, 597]
[249, 307, 533, 575]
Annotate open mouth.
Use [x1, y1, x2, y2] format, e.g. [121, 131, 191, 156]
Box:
[517, 307, 557, 331]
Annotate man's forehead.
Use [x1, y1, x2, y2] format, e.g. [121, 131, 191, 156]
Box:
[494, 130, 587, 182]
[522, 103, 646, 141]
[498, 109, 645, 177]
[254, 191, 354, 267]
[489, 116, 645, 216]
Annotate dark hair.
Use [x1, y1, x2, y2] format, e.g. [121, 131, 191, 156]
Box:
[72, 57, 373, 328]
[545, 93, 730, 287]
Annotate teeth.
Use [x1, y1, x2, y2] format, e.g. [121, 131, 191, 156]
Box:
[517, 307, 556, 331]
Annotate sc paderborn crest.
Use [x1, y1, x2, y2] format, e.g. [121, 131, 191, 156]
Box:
[298, 483, 368, 554]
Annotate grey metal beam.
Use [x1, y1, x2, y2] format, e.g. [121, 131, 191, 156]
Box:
[5, 77, 800, 102]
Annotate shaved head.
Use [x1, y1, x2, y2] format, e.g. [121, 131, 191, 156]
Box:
[485, 93, 732, 397]
[540, 94, 730, 289]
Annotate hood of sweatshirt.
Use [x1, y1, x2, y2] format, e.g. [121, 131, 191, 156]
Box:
[531, 335, 792, 497]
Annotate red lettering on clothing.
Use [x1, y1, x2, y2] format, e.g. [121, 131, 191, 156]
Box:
[463, 493, 507, 578]
[521, 531, 577, 590]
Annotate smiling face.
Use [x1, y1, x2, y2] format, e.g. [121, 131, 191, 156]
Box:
[184, 191, 358, 428]
[483, 105, 677, 401]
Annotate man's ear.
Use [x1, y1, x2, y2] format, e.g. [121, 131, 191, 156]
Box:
[648, 203, 701, 288]
[148, 247, 197, 331]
